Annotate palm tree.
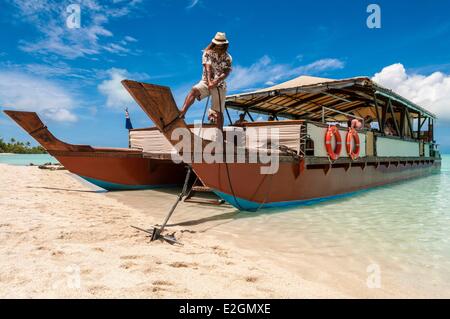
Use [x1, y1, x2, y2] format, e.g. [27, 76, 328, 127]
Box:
[0, 138, 5, 153]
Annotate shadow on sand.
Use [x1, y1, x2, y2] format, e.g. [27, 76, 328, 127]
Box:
[26, 186, 108, 194]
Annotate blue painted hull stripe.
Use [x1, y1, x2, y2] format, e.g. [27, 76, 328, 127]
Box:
[80, 176, 177, 191]
[213, 190, 358, 211]
[213, 171, 440, 211]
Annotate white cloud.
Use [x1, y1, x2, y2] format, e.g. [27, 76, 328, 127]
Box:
[186, 0, 200, 9]
[103, 43, 129, 55]
[98, 68, 146, 110]
[300, 58, 344, 73]
[124, 35, 137, 42]
[0, 60, 103, 84]
[11, 0, 141, 59]
[228, 56, 285, 91]
[228, 56, 344, 91]
[0, 70, 77, 122]
[372, 63, 450, 120]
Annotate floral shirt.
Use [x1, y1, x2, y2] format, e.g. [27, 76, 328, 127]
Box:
[202, 50, 232, 89]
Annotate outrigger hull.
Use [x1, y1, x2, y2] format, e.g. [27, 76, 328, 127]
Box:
[53, 152, 185, 191]
[4, 110, 186, 191]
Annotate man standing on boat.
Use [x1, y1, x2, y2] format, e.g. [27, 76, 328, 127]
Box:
[179, 32, 232, 129]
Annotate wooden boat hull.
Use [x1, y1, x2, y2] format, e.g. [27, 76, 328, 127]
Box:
[121, 79, 442, 211]
[53, 151, 185, 190]
[4, 110, 185, 191]
[192, 159, 441, 211]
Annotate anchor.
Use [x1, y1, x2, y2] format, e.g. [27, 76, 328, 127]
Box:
[132, 165, 192, 245]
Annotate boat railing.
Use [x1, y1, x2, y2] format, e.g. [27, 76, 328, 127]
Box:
[321, 106, 364, 126]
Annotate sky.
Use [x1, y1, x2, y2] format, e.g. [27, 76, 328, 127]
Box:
[0, 0, 449, 152]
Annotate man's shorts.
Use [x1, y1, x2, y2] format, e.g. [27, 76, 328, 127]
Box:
[193, 81, 226, 114]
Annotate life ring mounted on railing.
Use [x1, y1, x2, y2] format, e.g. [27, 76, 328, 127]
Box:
[346, 128, 361, 160]
[325, 126, 342, 161]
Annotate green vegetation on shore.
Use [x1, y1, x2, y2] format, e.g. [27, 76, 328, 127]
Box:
[0, 137, 46, 154]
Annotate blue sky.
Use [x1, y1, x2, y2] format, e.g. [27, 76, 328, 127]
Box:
[1, 0, 450, 152]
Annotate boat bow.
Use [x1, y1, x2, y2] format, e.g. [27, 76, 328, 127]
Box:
[4, 111, 93, 152]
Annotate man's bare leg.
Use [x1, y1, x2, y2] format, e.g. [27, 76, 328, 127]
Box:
[179, 88, 201, 118]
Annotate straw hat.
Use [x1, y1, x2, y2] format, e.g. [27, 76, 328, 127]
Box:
[212, 32, 229, 45]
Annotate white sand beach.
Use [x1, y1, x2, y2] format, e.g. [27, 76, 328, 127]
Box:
[0, 164, 346, 298]
[1, 163, 448, 298]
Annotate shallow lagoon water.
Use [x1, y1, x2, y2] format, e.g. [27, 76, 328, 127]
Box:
[0, 153, 57, 166]
[224, 155, 450, 295]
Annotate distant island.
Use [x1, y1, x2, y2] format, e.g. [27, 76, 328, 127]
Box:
[0, 137, 46, 154]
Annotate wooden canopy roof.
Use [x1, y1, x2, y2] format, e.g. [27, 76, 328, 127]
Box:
[226, 76, 437, 121]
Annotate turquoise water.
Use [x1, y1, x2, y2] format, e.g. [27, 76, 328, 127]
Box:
[0, 153, 58, 166]
[112, 154, 450, 296]
[221, 154, 450, 296]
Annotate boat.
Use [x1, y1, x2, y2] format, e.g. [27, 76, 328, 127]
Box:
[121, 76, 441, 211]
[4, 110, 186, 190]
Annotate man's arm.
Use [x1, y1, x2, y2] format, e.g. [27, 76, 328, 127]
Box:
[209, 67, 232, 89]
[217, 67, 232, 82]
[205, 64, 214, 87]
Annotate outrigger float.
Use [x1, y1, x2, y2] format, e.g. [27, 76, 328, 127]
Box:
[4, 111, 186, 190]
[122, 75, 441, 212]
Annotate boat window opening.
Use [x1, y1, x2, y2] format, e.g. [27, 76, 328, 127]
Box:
[415, 116, 432, 142]
[245, 110, 255, 122]
[371, 122, 380, 130]
[384, 117, 399, 137]
[305, 138, 314, 156]
[321, 106, 365, 128]
[224, 106, 233, 126]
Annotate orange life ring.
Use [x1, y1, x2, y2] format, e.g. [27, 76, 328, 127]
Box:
[346, 128, 360, 160]
[325, 126, 342, 160]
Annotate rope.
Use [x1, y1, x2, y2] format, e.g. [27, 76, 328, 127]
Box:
[201, 95, 210, 126]
[217, 87, 278, 212]
[198, 86, 276, 212]
[195, 91, 244, 208]
[250, 173, 274, 212]
[194, 94, 210, 148]
[217, 87, 244, 211]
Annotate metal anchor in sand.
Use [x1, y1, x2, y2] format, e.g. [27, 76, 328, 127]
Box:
[132, 166, 192, 245]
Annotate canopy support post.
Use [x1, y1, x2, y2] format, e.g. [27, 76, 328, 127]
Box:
[381, 99, 388, 132]
[419, 116, 427, 131]
[373, 93, 382, 132]
[245, 110, 255, 122]
[399, 107, 406, 138]
[388, 99, 401, 136]
[225, 106, 233, 126]
[405, 108, 414, 138]
[417, 112, 422, 139]
[273, 113, 279, 121]
[430, 118, 434, 142]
